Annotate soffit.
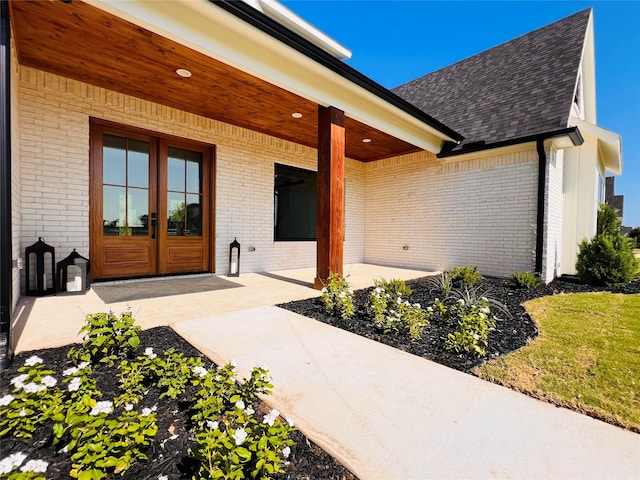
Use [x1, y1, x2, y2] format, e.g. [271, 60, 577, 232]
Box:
[9, 0, 420, 162]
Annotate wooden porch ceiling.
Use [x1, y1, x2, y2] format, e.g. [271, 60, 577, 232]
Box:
[9, 0, 422, 162]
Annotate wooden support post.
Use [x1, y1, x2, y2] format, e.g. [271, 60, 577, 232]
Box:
[315, 106, 345, 289]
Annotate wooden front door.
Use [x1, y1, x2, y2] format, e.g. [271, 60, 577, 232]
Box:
[90, 121, 213, 280]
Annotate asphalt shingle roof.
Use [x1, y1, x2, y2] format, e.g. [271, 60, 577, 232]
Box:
[392, 9, 591, 152]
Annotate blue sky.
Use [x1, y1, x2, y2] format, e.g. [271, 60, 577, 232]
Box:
[282, 0, 640, 227]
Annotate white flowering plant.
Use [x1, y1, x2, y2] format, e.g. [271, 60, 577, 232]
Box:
[436, 297, 496, 357]
[1, 311, 296, 480]
[367, 279, 431, 340]
[320, 273, 355, 319]
[117, 347, 206, 406]
[189, 362, 294, 478]
[68, 311, 141, 366]
[0, 358, 64, 439]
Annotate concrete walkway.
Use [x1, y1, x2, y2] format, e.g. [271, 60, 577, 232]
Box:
[173, 306, 640, 480]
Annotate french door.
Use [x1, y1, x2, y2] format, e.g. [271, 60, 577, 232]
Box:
[90, 121, 213, 280]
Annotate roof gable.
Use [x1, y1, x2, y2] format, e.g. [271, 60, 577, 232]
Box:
[392, 9, 592, 152]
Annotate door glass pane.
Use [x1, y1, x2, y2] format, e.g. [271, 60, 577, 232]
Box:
[128, 188, 149, 236]
[167, 192, 186, 236]
[103, 185, 126, 236]
[128, 139, 149, 188]
[103, 134, 126, 185]
[168, 148, 185, 192]
[186, 156, 202, 194]
[186, 193, 202, 236]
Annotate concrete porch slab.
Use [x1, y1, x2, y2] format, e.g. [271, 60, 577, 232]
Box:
[11, 263, 432, 353]
[172, 306, 640, 480]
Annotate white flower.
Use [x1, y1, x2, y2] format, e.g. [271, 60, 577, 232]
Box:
[68, 377, 82, 392]
[473, 333, 480, 340]
[282, 446, 291, 458]
[0, 394, 14, 406]
[214, 375, 222, 382]
[0, 452, 27, 474]
[263, 408, 280, 427]
[338, 291, 346, 298]
[158, 476, 168, 480]
[206, 420, 219, 430]
[24, 356, 43, 366]
[21, 459, 48, 473]
[63, 366, 79, 376]
[124, 404, 134, 411]
[78, 361, 90, 370]
[23, 382, 46, 393]
[458, 299, 465, 305]
[141, 407, 153, 417]
[244, 406, 255, 415]
[320, 287, 327, 293]
[19, 409, 26, 417]
[192, 366, 208, 378]
[230, 359, 237, 367]
[232, 428, 247, 445]
[90, 401, 113, 416]
[286, 417, 295, 428]
[42, 376, 57, 387]
[144, 347, 157, 359]
[10, 373, 28, 388]
[235, 400, 245, 410]
[427, 306, 433, 312]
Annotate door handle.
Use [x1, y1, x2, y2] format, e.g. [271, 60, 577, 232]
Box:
[151, 213, 157, 239]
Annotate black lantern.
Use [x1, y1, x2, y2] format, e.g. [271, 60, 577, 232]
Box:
[229, 238, 240, 277]
[25, 237, 55, 296]
[56, 249, 91, 294]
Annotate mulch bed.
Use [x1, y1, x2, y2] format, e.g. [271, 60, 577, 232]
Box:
[0, 328, 356, 480]
[279, 275, 640, 373]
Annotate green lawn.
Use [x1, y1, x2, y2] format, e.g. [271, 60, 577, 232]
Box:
[475, 292, 640, 431]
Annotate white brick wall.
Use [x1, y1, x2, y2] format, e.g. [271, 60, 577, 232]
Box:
[15, 67, 365, 284]
[542, 148, 564, 282]
[364, 149, 538, 277]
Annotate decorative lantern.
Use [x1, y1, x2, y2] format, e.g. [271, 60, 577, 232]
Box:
[56, 249, 91, 294]
[25, 238, 55, 296]
[229, 238, 240, 277]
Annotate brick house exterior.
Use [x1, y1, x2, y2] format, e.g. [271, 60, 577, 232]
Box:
[0, 0, 623, 322]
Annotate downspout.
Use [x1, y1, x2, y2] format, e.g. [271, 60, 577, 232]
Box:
[535, 139, 546, 276]
[0, 0, 12, 370]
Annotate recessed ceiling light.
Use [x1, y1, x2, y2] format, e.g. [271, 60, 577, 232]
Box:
[362, 138, 372, 143]
[291, 112, 303, 119]
[175, 68, 192, 78]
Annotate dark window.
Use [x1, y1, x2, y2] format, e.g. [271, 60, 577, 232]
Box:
[274, 163, 317, 241]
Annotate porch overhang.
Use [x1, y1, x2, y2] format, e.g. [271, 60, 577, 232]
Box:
[570, 116, 622, 175]
[9, 0, 460, 161]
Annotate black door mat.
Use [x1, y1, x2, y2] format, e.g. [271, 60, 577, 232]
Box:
[92, 275, 243, 304]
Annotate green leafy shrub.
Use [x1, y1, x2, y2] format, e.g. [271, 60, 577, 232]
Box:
[68, 311, 140, 366]
[436, 297, 496, 357]
[449, 266, 483, 288]
[367, 279, 430, 340]
[320, 273, 355, 319]
[576, 204, 636, 287]
[511, 271, 542, 288]
[1, 312, 296, 480]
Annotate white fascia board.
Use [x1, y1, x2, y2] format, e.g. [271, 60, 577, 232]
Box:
[256, 0, 352, 60]
[86, 0, 453, 153]
[570, 116, 622, 175]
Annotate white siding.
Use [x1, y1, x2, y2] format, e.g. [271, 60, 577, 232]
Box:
[542, 148, 564, 282]
[364, 149, 538, 277]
